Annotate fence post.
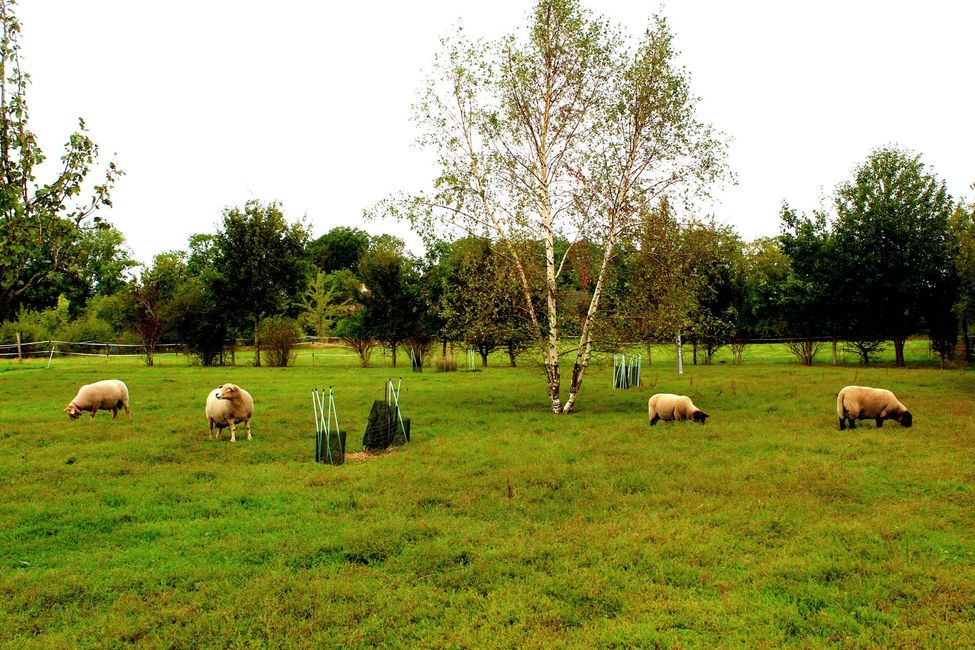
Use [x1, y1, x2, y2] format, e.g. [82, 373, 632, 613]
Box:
[15, 332, 21, 363]
[676, 334, 684, 375]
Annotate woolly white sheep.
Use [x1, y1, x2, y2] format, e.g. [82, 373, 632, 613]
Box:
[648, 393, 708, 426]
[64, 379, 131, 420]
[836, 385, 912, 430]
[206, 383, 254, 442]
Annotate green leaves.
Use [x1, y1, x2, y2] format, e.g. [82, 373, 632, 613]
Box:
[0, 2, 122, 319]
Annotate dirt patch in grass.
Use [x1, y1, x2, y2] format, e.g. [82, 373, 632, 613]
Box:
[345, 448, 401, 462]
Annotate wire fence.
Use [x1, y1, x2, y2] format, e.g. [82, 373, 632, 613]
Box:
[0, 334, 956, 369]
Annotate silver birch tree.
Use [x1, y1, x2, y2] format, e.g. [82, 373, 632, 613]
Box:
[394, 0, 728, 413]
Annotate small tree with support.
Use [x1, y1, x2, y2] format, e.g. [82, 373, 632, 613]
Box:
[362, 379, 411, 451]
[612, 353, 642, 389]
[312, 387, 345, 465]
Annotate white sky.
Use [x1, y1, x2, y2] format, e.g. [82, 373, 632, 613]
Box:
[17, 0, 975, 265]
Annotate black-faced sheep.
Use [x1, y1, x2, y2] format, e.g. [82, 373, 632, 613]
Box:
[64, 379, 130, 420]
[836, 385, 912, 430]
[206, 383, 254, 442]
[648, 393, 708, 426]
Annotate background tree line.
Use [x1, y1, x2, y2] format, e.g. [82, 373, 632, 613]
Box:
[4, 143, 973, 373]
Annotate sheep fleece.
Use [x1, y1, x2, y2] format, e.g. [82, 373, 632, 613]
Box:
[836, 385, 912, 429]
[65, 379, 130, 420]
[648, 393, 708, 425]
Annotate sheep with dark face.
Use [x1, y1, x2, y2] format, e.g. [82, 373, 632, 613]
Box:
[648, 393, 708, 426]
[206, 383, 254, 442]
[64, 379, 130, 420]
[836, 385, 912, 430]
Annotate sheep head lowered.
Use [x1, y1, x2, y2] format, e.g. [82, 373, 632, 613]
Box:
[64, 403, 84, 420]
[648, 393, 708, 426]
[64, 379, 131, 421]
[836, 385, 912, 430]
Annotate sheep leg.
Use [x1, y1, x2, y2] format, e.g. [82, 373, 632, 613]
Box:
[90, 409, 96, 419]
[112, 407, 119, 419]
[875, 417, 884, 428]
[229, 419, 237, 443]
[245, 418, 252, 440]
[649, 414, 660, 426]
[209, 418, 218, 440]
[124, 403, 131, 419]
[838, 417, 846, 431]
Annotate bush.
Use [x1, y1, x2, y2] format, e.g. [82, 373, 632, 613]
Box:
[261, 316, 301, 367]
[0, 297, 70, 345]
[54, 309, 115, 343]
[434, 354, 458, 372]
[335, 310, 376, 368]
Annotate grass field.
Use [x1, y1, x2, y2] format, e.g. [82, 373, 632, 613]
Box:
[1, 342, 973, 648]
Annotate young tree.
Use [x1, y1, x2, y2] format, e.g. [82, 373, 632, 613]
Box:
[212, 200, 310, 366]
[610, 200, 700, 360]
[0, 0, 122, 320]
[123, 252, 187, 366]
[396, 1, 727, 412]
[296, 270, 349, 340]
[831, 147, 954, 367]
[335, 309, 378, 368]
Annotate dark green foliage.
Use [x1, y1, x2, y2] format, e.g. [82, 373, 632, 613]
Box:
[357, 236, 428, 368]
[212, 200, 311, 366]
[830, 147, 955, 366]
[433, 237, 532, 367]
[307, 226, 370, 274]
[167, 278, 232, 366]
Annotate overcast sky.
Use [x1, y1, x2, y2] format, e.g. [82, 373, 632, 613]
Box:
[17, 0, 974, 265]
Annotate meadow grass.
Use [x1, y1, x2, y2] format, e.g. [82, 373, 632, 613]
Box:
[1, 343, 973, 648]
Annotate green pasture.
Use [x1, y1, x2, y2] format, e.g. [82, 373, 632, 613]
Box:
[1, 344, 973, 648]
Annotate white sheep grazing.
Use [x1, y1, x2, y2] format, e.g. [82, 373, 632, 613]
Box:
[64, 379, 131, 420]
[836, 385, 912, 430]
[206, 383, 254, 442]
[648, 393, 708, 426]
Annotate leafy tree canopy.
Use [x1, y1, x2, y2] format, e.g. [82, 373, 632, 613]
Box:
[0, 0, 122, 320]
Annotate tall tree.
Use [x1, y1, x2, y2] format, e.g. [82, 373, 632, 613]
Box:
[831, 147, 954, 367]
[0, 0, 122, 320]
[610, 200, 700, 359]
[12, 225, 135, 317]
[950, 200, 975, 362]
[682, 220, 742, 365]
[307, 226, 370, 274]
[357, 235, 424, 368]
[777, 205, 838, 364]
[436, 237, 530, 367]
[213, 200, 310, 366]
[397, 1, 727, 412]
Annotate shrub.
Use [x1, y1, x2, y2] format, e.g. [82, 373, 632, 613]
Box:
[434, 354, 458, 372]
[335, 310, 376, 368]
[261, 316, 301, 367]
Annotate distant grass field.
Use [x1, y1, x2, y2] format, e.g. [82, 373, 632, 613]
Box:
[1, 342, 973, 648]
